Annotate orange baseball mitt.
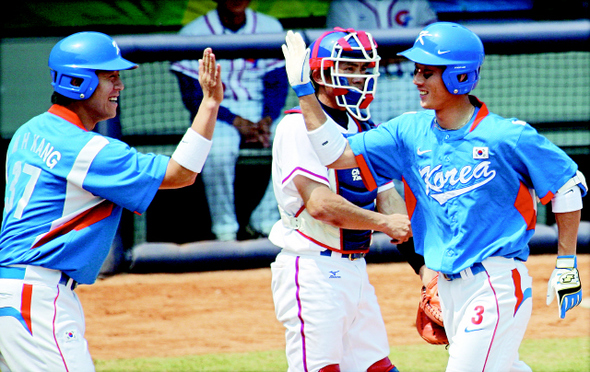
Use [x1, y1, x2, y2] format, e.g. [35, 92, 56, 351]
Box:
[416, 274, 448, 345]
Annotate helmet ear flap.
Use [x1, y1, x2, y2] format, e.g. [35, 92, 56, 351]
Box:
[442, 65, 481, 95]
[51, 69, 99, 100]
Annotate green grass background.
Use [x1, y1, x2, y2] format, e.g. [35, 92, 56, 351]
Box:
[95, 337, 589, 372]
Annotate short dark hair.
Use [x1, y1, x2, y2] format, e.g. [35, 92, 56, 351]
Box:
[51, 91, 76, 106]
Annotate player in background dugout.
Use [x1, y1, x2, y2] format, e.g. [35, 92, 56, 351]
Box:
[171, 0, 289, 241]
[283, 22, 586, 371]
[326, 0, 438, 124]
[0, 32, 223, 371]
[270, 27, 414, 371]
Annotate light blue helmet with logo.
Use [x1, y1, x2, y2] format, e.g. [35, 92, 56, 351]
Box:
[48, 32, 137, 100]
[399, 22, 484, 95]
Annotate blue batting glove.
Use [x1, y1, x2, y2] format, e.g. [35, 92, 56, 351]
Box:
[546, 255, 582, 319]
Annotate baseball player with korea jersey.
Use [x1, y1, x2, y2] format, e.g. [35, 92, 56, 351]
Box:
[0, 32, 222, 371]
[270, 28, 412, 372]
[283, 23, 586, 371]
[171, 0, 288, 241]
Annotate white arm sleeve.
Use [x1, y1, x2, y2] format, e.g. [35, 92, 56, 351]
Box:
[307, 117, 347, 166]
[551, 170, 586, 213]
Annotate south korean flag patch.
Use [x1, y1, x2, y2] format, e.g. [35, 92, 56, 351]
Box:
[473, 147, 489, 159]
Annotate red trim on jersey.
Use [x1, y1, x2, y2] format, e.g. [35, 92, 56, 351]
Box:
[48, 105, 87, 131]
[539, 191, 554, 205]
[403, 177, 416, 219]
[514, 182, 537, 231]
[21, 283, 33, 335]
[468, 96, 489, 132]
[355, 154, 378, 191]
[32, 201, 115, 249]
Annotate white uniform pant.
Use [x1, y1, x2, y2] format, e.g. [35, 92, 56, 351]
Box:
[438, 257, 533, 372]
[0, 265, 93, 372]
[202, 121, 278, 239]
[271, 251, 390, 372]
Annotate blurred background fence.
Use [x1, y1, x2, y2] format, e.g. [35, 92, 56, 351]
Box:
[106, 20, 590, 247]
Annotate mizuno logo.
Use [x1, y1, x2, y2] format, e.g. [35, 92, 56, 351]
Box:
[329, 270, 341, 279]
[417, 148, 431, 155]
[420, 161, 496, 205]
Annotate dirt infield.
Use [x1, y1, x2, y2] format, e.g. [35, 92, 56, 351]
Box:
[77, 253, 590, 360]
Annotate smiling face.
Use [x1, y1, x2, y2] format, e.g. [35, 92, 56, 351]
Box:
[412, 63, 453, 110]
[79, 70, 124, 128]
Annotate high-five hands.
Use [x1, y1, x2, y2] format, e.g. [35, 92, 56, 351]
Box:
[198, 47, 223, 105]
[281, 30, 314, 97]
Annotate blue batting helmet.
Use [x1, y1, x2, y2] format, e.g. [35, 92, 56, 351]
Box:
[398, 22, 484, 95]
[48, 32, 137, 100]
[309, 27, 380, 121]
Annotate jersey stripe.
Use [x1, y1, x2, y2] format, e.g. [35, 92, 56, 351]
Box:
[355, 153, 378, 191]
[32, 201, 114, 249]
[32, 136, 110, 248]
[514, 182, 536, 231]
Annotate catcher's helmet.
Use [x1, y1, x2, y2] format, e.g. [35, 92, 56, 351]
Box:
[49, 32, 137, 100]
[398, 22, 484, 95]
[309, 27, 380, 121]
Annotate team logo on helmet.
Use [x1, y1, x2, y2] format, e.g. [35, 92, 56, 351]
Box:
[416, 30, 434, 45]
[399, 22, 484, 95]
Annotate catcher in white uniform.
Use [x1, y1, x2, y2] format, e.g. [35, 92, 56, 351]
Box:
[269, 28, 412, 372]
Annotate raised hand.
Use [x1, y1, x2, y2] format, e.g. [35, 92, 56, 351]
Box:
[281, 30, 314, 97]
[198, 47, 223, 105]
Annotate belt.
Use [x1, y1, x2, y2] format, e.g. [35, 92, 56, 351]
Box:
[320, 249, 366, 261]
[0, 266, 77, 290]
[442, 262, 486, 281]
[59, 272, 78, 290]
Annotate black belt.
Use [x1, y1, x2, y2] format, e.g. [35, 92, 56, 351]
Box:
[442, 262, 486, 281]
[320, 249, 366, 261]
[59, 272, 78, 290]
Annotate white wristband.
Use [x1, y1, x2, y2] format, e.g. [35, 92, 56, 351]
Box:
[307, 117, 347, 166]
[171, 128, 212, 173]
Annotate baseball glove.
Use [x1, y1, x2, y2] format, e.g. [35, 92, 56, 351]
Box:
[416, 274, 449, 345]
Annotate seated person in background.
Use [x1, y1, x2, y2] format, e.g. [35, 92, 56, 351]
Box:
[171, 0, 289, 241]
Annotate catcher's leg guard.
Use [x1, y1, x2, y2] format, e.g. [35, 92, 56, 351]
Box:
[367, 357, 399, 372]
[318, 364, 341, 372]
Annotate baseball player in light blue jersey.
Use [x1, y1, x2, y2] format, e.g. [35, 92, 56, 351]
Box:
[0, 32, 223, 371]
[171, 0, 288, 241]
[283, 23, 586, 371]
[271, 28, 411, 372]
